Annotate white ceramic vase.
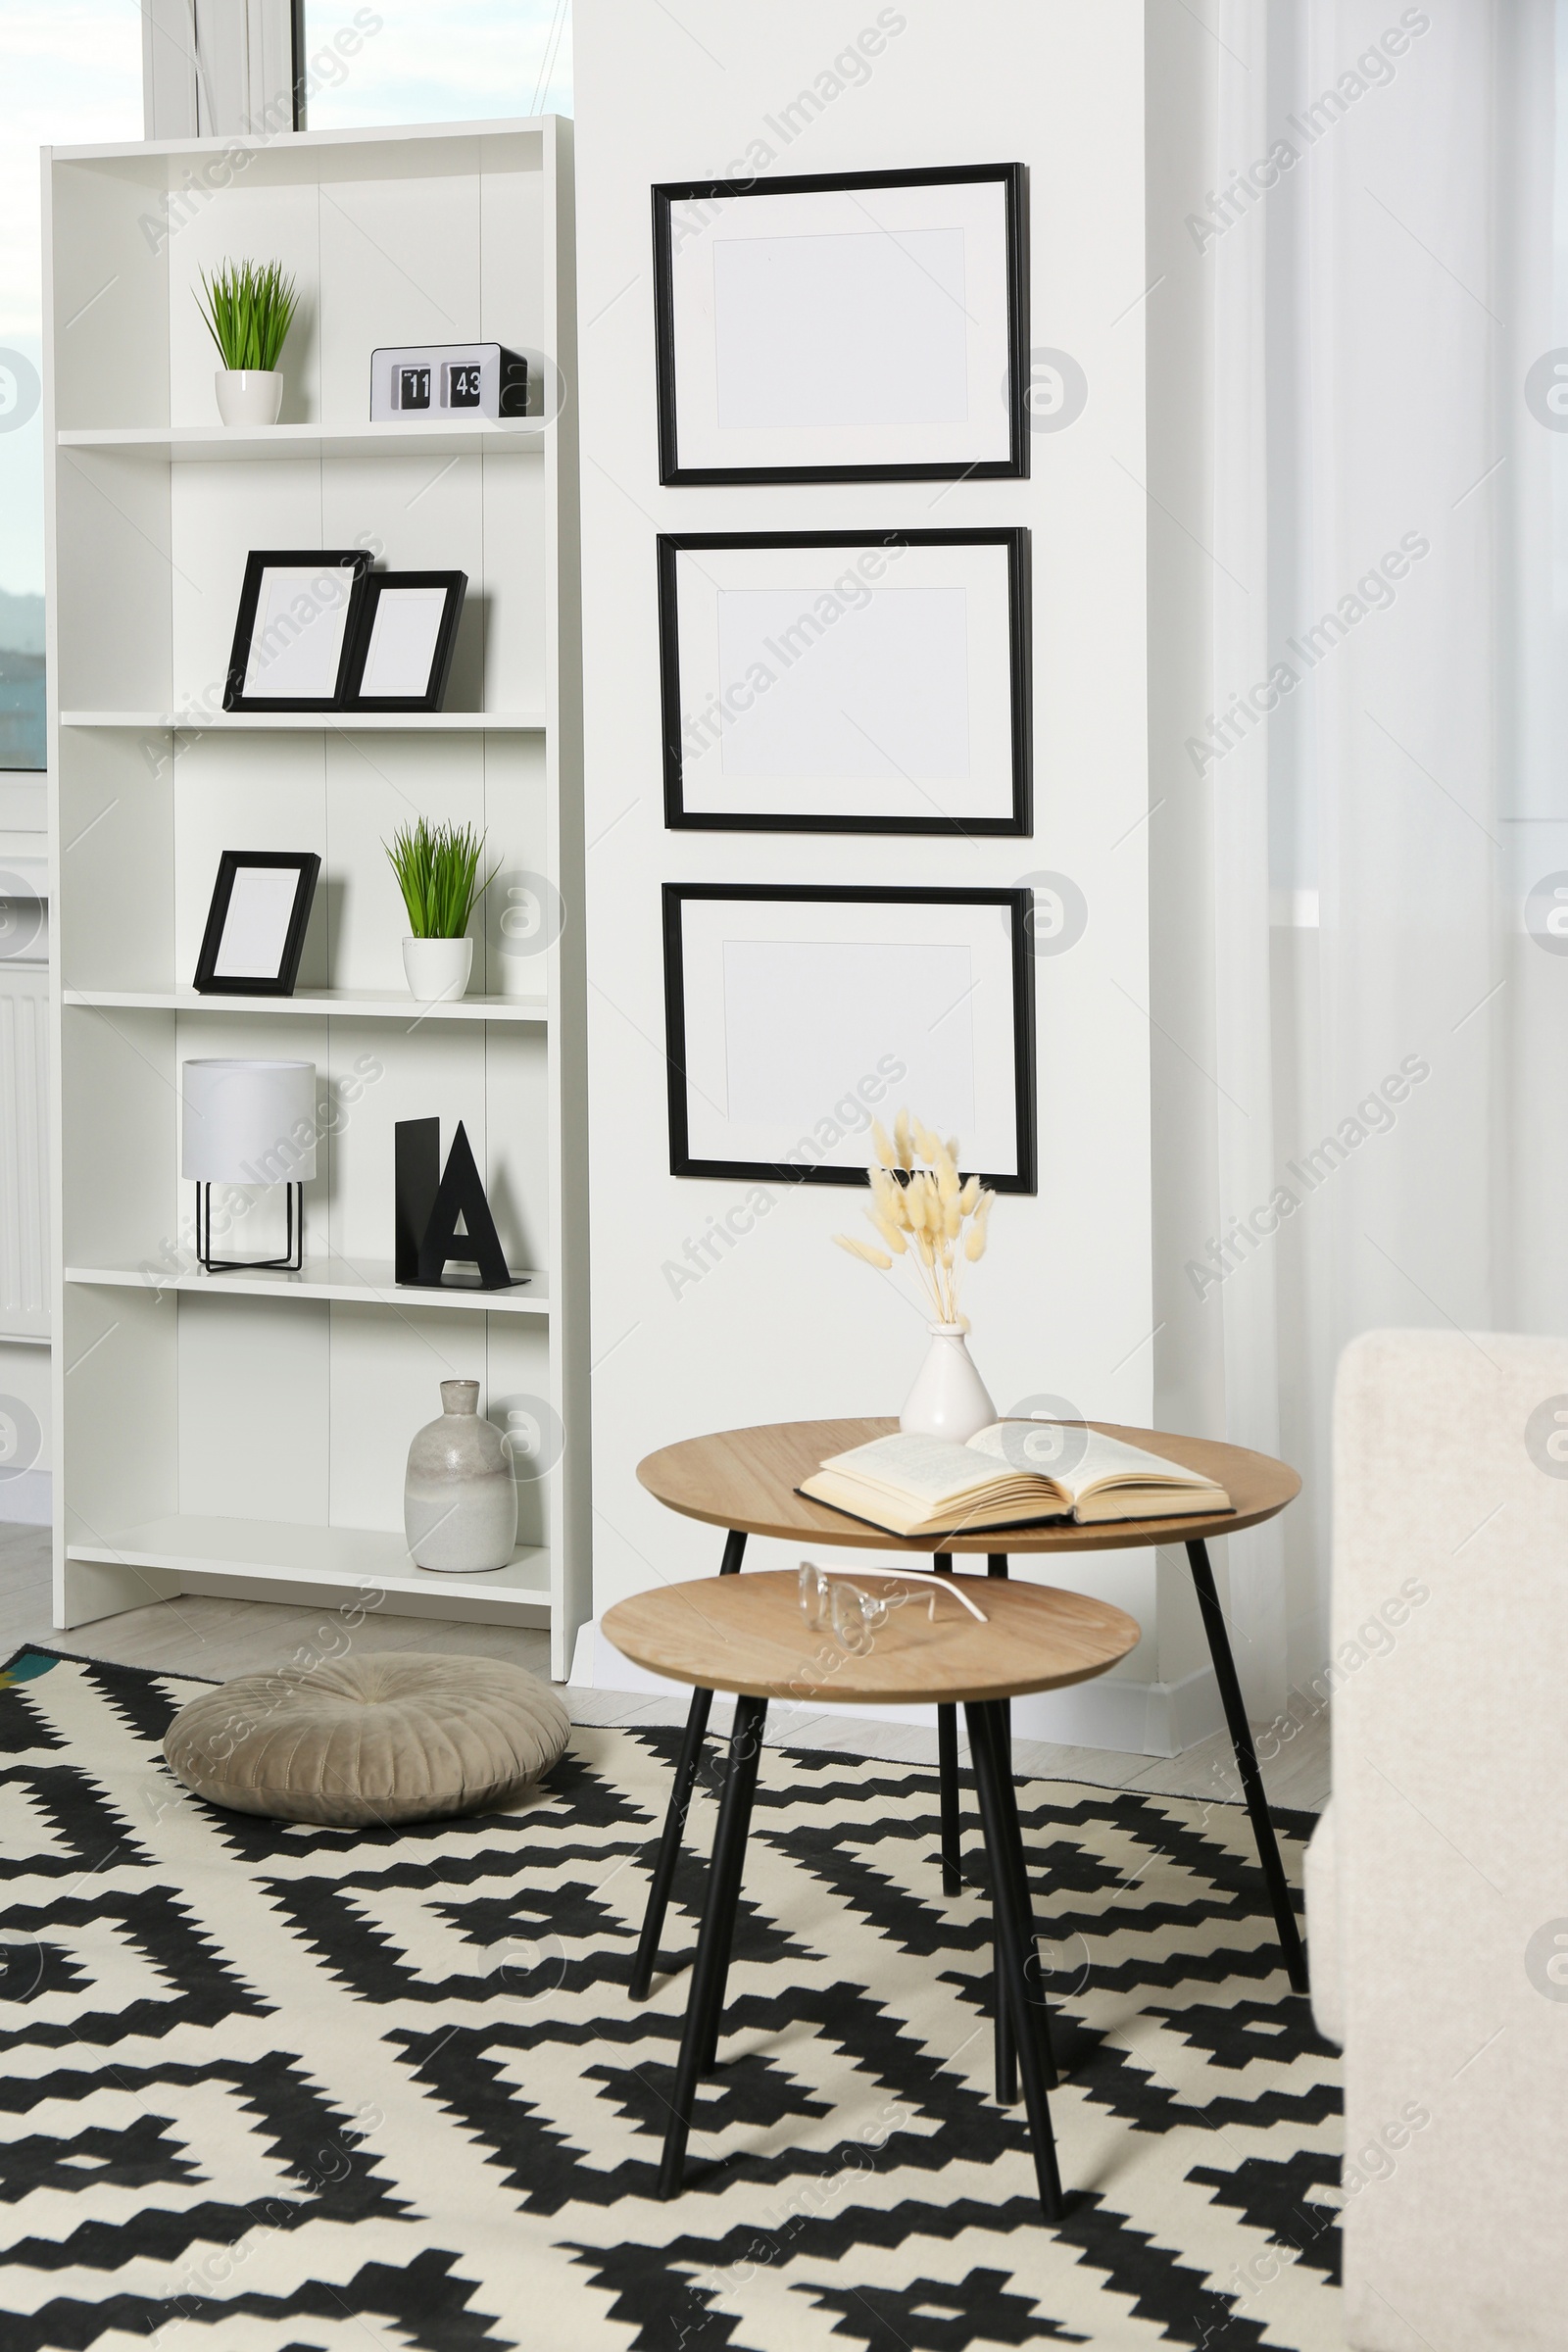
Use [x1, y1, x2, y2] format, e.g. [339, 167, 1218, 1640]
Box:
[900, 1322, 997, 1444]
[404, 1378, 517, 1572]
[402, 936, 473, 1001]
[215, 368, 283, 426]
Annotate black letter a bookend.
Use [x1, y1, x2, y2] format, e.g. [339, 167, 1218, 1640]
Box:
[395, 1116, 523, 1292]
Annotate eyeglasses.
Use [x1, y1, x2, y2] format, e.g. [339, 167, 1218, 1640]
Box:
[797, 1560, 988, 1653]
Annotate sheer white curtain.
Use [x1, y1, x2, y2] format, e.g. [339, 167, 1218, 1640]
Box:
[1151, 0, 1564, 1716]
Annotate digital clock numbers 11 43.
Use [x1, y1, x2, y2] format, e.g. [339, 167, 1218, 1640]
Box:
[370, 343, 529, 422]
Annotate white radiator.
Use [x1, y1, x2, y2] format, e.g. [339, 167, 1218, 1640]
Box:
[0, 958, 49, 1342]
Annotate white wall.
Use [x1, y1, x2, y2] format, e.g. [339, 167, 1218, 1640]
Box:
[575, 0, 1165, 1744]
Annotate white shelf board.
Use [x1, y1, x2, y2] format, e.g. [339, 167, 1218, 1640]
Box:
[59, 710, 546, 733]
[64, 987, 548, 1024]
[59, 420, 548, 463]
[66, 1515, 552, 1608]
[66, 1258, 548, 1315]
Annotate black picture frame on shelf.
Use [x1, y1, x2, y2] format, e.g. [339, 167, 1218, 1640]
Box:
[222, 550, 373, 712]
[662, 883, 1037, 1192]
[192, 851, 320, 996]
[652, 162, 1029, 485]
[341, 570, 467, 711]
[658, 528, 1032, 835]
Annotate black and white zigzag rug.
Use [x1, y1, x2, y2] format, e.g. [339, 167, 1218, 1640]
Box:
[0, 1647, 1342, 2350]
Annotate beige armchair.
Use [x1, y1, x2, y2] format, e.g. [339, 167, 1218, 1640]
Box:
[1305, 1329, 1568, 2350]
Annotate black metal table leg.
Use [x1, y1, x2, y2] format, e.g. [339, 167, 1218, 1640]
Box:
[659, 1694, 768, 2199]
[987, 1552, 1017, 2105]
[697, 1690, 766, 2070]
[1185, 1538, 1308, 1993]
[629, 1528, 746, 2001]
[933, 1551, 962, 1895]
[979, 1697, 1059, 2092]
[966, 1698, 1063, 2225]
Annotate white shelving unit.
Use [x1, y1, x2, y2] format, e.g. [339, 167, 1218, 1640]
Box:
[43, 118, 590, 1674]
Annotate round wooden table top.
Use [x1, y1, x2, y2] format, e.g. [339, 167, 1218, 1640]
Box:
[602, 1567, 1143, 1706]
[636, 1418, 1299, 1556]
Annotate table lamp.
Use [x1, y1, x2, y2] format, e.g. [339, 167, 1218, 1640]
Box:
[181, 1057, 317, 1272]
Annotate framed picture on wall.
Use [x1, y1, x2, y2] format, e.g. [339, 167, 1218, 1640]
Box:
[222, 550, 373, 712]
[652, 163, 1029, 483]
[342, 570, 467, 711]
[658, 528, 1031, 834]
[662, 883, 1037, 1190]
[192, 851, 320, 996]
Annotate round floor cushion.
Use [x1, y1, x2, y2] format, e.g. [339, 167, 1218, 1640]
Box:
[164, 1652, 571, 1828]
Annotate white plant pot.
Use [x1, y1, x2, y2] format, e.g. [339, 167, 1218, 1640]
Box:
[402, 936, 473, 1001]
[215, 368, 283, 426]
[900, 1322, 997, 1444]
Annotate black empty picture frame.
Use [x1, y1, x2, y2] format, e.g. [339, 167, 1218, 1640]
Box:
[222, 550, 372, 711]
[652, 162, 1029, 485]
[192, 851, 320, 996]
[662, 883, 1037, 1193]
[657, 528, 1031, 835]
[342, 570, 467, 712]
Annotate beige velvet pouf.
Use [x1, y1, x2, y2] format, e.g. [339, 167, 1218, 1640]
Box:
[164, 1652, 571, 1828]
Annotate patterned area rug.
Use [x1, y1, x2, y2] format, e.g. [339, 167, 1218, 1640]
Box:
[0, 1647, 1342, 2350]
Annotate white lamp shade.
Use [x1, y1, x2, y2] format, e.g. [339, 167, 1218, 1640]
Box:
[181, 1058, 318, 1185]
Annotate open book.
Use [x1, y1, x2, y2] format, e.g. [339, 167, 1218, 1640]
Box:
[798, 1421, 1232, 1540]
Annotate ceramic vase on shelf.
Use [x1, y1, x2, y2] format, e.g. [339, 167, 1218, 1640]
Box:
[215, 368, 283, 426]
[402, 936, 473, 1001]
[900, 1323, 997, 1444]
[404, 1379, 517, 1572]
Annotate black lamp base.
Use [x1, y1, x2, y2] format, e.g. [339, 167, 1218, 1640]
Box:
[195, 1181, 303, 1273]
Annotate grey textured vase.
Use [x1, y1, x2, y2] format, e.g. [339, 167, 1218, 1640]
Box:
[404, 1379, 517, 1572]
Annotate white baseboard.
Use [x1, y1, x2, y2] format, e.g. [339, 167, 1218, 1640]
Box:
[0, 1471, 51, 1527]
[572, 1619, 1229, 1759]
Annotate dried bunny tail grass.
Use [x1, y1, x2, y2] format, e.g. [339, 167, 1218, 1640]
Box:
[894, 1107, 913, 1170]
[865, 1206, 907, 1255]
[838, 1110, 987, 1314]
[963, 1187, 995, 1262]
[868, 1166, 908, 1227]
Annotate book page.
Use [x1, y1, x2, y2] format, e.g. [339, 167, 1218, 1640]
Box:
[966, 1421, 1216, 1502]
[819, 1430, 1042, 1507]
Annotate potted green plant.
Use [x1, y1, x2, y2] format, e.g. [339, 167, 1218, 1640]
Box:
[384, 818, 498, 1001]
[195, 259, 299, 427]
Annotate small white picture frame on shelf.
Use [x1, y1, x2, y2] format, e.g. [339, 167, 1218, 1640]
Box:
[659, 528, 1031, 833]
[653, 164, 1029, 483]
[662, 884, 1037, 1190]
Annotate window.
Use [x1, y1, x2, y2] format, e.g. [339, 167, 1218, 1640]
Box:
[0, 4, 142, 773]
[302, 1, 570, 130]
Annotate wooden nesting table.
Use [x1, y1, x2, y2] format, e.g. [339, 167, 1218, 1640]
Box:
[605, 1565, 1141, 2217]
[613, 1417, 1305, 2217]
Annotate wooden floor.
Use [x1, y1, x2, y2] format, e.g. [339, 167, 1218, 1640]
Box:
[0, 1521, 1330, 1810]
